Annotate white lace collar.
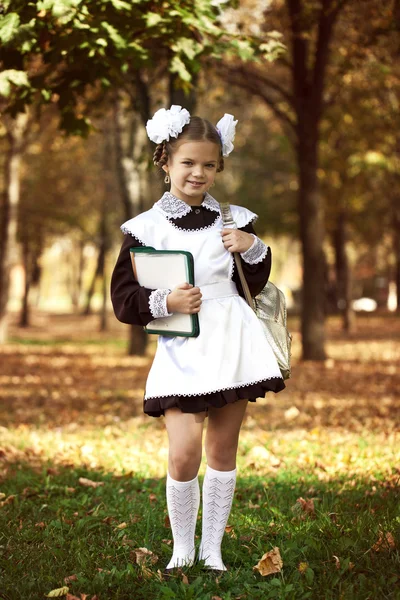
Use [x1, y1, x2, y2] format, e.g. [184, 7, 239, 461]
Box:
[154, 191, 220, 220]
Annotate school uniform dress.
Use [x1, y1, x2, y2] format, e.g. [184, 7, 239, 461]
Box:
[110, 191, 285, 417]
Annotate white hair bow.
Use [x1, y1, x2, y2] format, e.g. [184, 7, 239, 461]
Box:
[145, 105, 238, 157]
[216, 113, 238, 157]
[145, 105, 190, 144]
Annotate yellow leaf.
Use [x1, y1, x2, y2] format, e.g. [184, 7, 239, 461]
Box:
[78, 478, 104, 488]
[45, 587, 69, 598]
[298, 561, 308, 574]
[253, 547, 283, 576]
[115, 522, 127, 529]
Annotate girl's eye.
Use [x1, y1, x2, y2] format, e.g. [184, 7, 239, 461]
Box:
[206, 164, 216, 168]
[182, 161, 192, 165]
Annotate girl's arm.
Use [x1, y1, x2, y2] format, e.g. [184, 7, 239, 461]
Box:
[110, 234, 171, 326]
[232, 223, 272, 298]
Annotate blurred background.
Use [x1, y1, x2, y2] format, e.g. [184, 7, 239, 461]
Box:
[1, 2, 399, 597]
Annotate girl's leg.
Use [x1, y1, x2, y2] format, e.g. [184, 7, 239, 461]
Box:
[164, 408, 207, 570]
[200, 399, 248, 571]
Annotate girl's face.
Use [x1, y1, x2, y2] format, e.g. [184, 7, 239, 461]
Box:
[163, 140, 220, 205]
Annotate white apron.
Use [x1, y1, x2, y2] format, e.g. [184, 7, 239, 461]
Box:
[121, 203, 283, 400]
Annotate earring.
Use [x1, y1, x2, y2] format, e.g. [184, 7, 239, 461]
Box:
[164, 174, 170, 184]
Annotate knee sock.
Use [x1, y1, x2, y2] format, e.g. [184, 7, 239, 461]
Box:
[199, 465, 237, 571]
[165, 472, 200, 569]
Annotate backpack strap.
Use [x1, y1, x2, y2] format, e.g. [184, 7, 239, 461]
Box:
[219, 201, 255, 312]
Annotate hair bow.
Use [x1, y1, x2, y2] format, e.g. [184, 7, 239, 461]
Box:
[145, 105, 190, 144]
[215, 113, 238, 157]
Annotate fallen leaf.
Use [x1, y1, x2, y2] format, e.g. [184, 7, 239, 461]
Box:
[181, 572, 189, 584]
[164, 515, 170, 528]
[78, 478, 104, 488]
[298, 561, 308, 574]
[45, 587, 69, 598]
[149, 493, 157, 502]
[291, 497, 316, 519]
[253, 547, 283, 576]
[133, 547, 159, 565]
[115, 522, 127, 529]
[64, 574, 78, 584]
[372, 530, 396, 552]
[333, 555, 340, 569]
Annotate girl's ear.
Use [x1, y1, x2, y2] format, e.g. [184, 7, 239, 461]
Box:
[162, 165, 168, 174]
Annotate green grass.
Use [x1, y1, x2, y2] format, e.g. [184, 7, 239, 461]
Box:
[1, 463, 399, 600]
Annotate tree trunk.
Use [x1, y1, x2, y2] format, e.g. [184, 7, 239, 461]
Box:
[297, 125, 327, 359]
[0, 112, 29, 343]
[19, 235, 32, 328]
[113, 92, 151, 355]
[333, 209, 355, 332]
[394, 203, 400, 313]
[83, 244, 104, 316]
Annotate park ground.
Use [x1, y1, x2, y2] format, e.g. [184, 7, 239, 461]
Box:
[0, 310, 399, 600]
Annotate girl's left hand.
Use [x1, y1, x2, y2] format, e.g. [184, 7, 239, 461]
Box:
[221, 228, 254, 253]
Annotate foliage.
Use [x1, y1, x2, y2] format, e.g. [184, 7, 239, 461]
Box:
[0, 0, 286, 135]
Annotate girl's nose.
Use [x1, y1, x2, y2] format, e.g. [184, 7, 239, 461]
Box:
[192, 166, 205, 178]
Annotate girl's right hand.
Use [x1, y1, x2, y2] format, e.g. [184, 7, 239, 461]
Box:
[166, 282, 202, 314]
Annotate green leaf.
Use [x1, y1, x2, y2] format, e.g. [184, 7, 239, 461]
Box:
[101, 21, 127, 49]
[109, 0, 132, 9]
[145, 12, 163, 28]
[0, 70, 29, 97]
[0, 12, 20, 44]
[37, 0, 82, 19]
[170, 56, 192, 82]
[172, 38, 202, 61]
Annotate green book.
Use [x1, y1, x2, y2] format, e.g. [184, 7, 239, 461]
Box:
[130, 247, 200, 338]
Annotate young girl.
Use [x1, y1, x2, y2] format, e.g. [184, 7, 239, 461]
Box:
[110, 105, 286, 574]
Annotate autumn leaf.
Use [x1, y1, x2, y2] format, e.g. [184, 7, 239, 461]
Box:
[253, 547, 283, 576]
[63, 574, 78, 583]
[115, 522, 127, 529]
[78, 477, 104, 488]
[372, 530, 396, 552]
[291, 497, 316, 519]
[132, 547, 159, 565]
[45, 587, 69, 598]
[298, 561, 309, 574]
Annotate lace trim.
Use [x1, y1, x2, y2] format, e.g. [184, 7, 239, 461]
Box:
[241, 236, 269, 264]
[154, 191, 220, 219]
[165, 214, 220, 233]
[144, 375, 283, 400]
[201, 193, 220, 213]
[120, 226, 146, 245]
[148, 289, 172, 319]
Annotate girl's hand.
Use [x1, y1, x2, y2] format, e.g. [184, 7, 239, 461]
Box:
[167, 282, 202, 314]
[221, 228, 254, 253]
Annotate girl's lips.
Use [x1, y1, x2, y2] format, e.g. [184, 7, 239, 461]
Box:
[188, 181, 205, 186]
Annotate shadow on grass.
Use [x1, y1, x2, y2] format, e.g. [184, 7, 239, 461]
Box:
[1, 461, 399, 600]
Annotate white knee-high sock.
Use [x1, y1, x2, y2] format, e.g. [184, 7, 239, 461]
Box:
[165, 472, 200, 569]
[199, 465, 237, 571]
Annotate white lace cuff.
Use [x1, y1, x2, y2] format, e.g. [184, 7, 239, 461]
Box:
[240, 234, 269, 264]
[148, 289, 173, 319]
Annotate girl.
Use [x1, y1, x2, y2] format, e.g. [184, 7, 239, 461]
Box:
[110, 105, 286, 574]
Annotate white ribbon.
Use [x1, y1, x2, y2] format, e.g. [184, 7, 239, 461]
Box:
[215, 113, 238, 157]
[146, 105, 191, 144]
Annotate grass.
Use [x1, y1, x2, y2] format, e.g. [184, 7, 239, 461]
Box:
[1, 431, 399, 600]
[0, 311, 399, 599]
